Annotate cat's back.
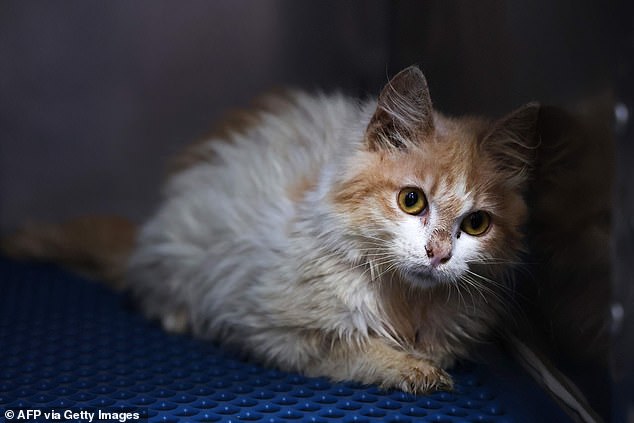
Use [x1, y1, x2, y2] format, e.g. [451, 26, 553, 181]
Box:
[175, 91, 361, 188]
[152, 91, 365, 247]
[127, 90, 366, 328]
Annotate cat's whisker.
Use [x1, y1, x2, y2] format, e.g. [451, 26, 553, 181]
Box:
[359, 237, 389, 245]
[460, 271, 523, 324]
[459, 276, 490, 305]
[467, 256, 533, 286]
[373, 259, 402, 282]
[459, 287, 476, 313]
[448, 277, 471, 311]
[459, 281, 480, 312]
[361, 251, 395, 258]
[372, 257, 399, 271]
[463, 274, 523, 328]
[467, 259, 522, 266]
[358, 233, 391, 243]
[464, 268, 512, 289]
[357, 255, 399, 281]
[462, 275, 505, 302]
[445, 282, 452, 305]
[466, 254, 524, 265]
[361, 262, 379, 281]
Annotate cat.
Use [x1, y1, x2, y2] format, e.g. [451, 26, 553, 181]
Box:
[3, 66, 540, 394]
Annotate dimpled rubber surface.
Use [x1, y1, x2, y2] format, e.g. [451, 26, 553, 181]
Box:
[0, 257, 568, 422]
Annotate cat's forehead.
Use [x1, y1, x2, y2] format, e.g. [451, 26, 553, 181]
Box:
[394, 127, 498, 208]
[412, 150, 477, 214]
[403, 135, 479, 186]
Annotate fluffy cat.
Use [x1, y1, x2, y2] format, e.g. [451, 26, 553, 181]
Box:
[3, 66, 540, 393]
[124, 66, 538, 393]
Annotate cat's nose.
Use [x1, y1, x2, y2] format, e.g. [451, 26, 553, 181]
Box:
[425, 243, 452, 267]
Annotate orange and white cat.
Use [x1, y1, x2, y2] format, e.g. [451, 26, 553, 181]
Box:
[124, 66, 538, 393]
[5, 66, 540, 393]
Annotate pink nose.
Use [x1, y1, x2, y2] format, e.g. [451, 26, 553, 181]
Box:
[425, 243, 452, 267]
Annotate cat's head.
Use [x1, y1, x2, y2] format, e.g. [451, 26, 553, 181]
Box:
[333, 66, 539, 288]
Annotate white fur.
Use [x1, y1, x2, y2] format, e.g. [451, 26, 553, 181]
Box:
[388, 174, 485, 289]
[128, 93, 392, 364]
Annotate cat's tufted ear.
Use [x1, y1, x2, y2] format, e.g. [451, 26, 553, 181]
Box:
[365, 66, 434, 151]
[481, 102, 541, 186]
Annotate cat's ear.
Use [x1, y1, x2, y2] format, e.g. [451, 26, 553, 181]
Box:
[481, 102, 541, 186]
[365, 66, 434, 151]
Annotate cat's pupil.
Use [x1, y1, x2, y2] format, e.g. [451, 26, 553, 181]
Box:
[470, 212, 483, 228]
[405, 191, 418, 207]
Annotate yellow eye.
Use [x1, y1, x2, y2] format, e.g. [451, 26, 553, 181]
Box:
[460, 211, 491, 236]
[397, 187, 427, 215]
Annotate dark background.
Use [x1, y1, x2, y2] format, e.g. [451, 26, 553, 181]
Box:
[1, 1, 626, 230]
[1, 1, 631, 421]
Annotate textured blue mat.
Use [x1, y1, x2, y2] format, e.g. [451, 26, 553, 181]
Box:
[0, 257, 569, 422]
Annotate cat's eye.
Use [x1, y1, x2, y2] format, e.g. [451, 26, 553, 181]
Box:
[460, 211, 491, 236]
[397, 187, 427, 215]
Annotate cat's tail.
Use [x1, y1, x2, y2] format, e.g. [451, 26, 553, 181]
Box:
[1, 216, 137, 290]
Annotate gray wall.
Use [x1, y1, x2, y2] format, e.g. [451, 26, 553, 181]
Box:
[0, 0, 390, 231]
[0, 1, 624, 231]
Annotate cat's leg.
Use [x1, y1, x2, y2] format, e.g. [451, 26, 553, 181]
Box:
[309, 336, 454, 394]
[260, 333, 453, 394]
[253, 330, 454, 394]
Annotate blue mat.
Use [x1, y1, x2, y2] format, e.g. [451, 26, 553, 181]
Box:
[0, 257, 569, 422]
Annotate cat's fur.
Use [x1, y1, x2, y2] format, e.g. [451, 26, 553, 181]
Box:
[121, 66, 539, 393]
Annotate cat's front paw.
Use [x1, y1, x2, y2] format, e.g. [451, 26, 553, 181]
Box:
[399, 363, 453, 394]
[314, 338, 454, 396]
[379, 356, 454, 394]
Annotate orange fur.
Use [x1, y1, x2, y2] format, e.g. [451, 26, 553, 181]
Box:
[1, 216, 136, 288]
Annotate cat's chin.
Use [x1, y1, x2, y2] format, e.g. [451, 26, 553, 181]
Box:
[401, 268, 447, 289]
